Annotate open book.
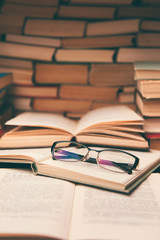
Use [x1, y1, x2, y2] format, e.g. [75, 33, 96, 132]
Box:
[0, 105, 148, 149]
[0, 147, 159, 193]
[0, 168, 160, 240]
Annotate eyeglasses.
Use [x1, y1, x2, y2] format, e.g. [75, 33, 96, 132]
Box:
[51, 141, 139, 174]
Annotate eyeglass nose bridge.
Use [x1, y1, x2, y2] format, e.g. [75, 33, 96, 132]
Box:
[82, 148, 99, 162]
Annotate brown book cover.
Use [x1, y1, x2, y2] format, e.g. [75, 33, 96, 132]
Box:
[62, 35, 135, 49]
[140, 20, 160, 32]
[89, 63, 134, 86]
[58, 5, 115, 19]
[86, 19, 140, 36]
[35, 63, 88, 85]
[55, 49, 114, 63]
[24, 19, 86, 37]
[117, 6, 160, 19]
[8, 85, 58, 98]
[117, 48, 160, 62]
[5, 33, 61, 47]
[59, 85, 119, 101]
[1, 3, 57, 18]
[0, 42, 55, 61]
[136, 33, 160, 47]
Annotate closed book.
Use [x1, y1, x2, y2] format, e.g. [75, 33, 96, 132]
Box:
[8, 96, 33, 111]
[117, 6, 160, 19]
[59, 85, 119, 101]
[58, 5, 115, 19]
[5, 0, 59, 6]
[136, 33, 160, 47]
[70, 0, 133, 4]
[62, 35, 135, 49]
[55, 49, 114, 63]
[35, 63, 88, 85]
[33, 98, 92, 113]
[134, 62, 160, 80]
[0, 13, 24, 34]
[0, 67, 33, 85]
[117, 48, 160, 62]
[140, 20, 160, 32]
[136, 92, 160, 117]
[24, 19, 86, 37]
[0, 106, 148, 150]
[89, 63, 134, 86]
[86, 19, 140, 36]
[0, 42, 55, 61]
[0, 57, 33, 69]
[92, 101, 136, 111]
[8, 85, 58, 98]
[1, 3, 57, 18]
[137, 80, 160, 99]
[5, 33, 61, 47]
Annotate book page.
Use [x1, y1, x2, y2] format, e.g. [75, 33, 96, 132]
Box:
[0, 148, 51, 163]
[38, 149, 160, 192]
[75, 105, 143, 134]
[5, 112, 77, 135]
[0, 168, 75, 239]
[70, 174, 160, 240]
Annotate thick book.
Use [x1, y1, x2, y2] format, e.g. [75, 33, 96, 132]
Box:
[117, 48, 160, 62]
[86, 19, 140, 36]
[136, 92, 160, 117]
[55, 49, 114, 63]
[10, 97, 92, 113]
[140, 20, 160, 32]
[134, 62, 160, 80]
[0, 13, 24, 35]
[89, 63, 134, 87]
[117, 6, 160, 19]
[5, 0, 59, 7]
[0, 106, 148, 149]
[59, 85, 119, 101]
[0, 57, 33, 69]
[136, 80, 160, 99]
[35, 63, 88, 85]
[0, 67, 33, 85]
[0, 42, 55, 61]
[0, 169, 160, 239]
[70, 0, 133, 4]
[62, 35, 135, 49]
[57, 5, 115, 19]
[24, 19, 86, 37]
[136, 33, 160, 47]
[5, 33, 61, 47]
[8, 85, 58, 98]
[1, 2, 57, 18]
[0, 150, 160, 194]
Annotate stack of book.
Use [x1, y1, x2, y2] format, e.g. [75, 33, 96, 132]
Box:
[0, 0, 160, 117]
[134, 62, 160, 150]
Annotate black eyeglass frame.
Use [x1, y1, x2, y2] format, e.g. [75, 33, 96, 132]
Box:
[51, 141, 139, 174]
